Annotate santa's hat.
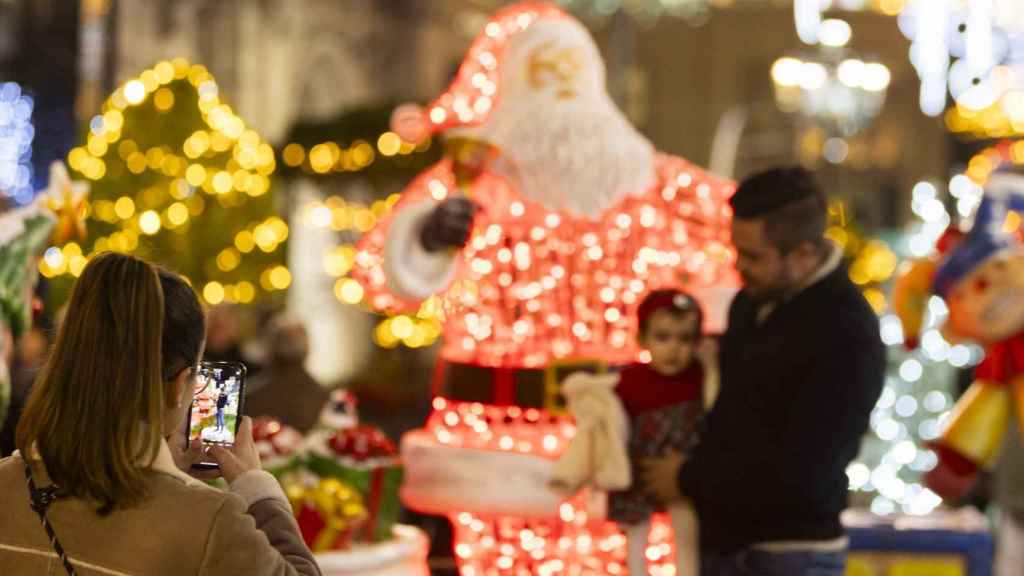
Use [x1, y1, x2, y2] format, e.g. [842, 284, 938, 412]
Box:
[390, 2, 570, 143]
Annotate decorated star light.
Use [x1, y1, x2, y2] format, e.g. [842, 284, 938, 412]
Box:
[41, 162, 90, 245]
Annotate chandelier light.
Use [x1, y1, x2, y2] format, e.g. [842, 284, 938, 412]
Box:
[771, 20, 891, 136]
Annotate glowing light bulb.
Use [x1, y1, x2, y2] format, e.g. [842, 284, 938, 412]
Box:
[139, 210, 161, 235]
[123, 80, 146, 105]
[819, 19, 852, 47]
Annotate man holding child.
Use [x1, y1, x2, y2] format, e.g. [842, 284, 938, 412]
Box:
[643, 166, 886, 576]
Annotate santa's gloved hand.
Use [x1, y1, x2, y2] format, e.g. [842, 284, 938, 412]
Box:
[419, 197, 478, 252]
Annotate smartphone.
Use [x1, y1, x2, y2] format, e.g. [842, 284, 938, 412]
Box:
[185, 361, 247, 470]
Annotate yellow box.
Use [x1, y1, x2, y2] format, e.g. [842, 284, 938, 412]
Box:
[847, 552, 965, 576]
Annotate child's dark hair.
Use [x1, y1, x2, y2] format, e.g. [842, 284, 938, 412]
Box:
[637, 289, 704, 335]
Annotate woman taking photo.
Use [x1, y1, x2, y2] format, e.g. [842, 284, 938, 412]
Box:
[0, 252, 320, 575]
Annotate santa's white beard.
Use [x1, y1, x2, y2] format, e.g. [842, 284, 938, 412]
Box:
[455, 93, 656, 218]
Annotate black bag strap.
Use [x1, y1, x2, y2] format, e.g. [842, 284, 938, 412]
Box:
[23, 460, 76, 576]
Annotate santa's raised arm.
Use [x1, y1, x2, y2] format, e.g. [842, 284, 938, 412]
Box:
[353, 2, 737, 370]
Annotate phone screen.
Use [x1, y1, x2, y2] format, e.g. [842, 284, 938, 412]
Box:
[187, 361, 246, 468]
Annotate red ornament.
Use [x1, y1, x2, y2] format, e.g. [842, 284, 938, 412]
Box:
[252, 416, 301, 460]
[327, 425, 397, 461]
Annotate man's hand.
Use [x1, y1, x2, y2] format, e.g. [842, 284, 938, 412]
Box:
[640, 451, 686, 505]
[420, 197, 478, 252]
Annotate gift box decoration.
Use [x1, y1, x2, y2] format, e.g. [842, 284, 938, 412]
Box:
[252, 416, 303, 476]
[285, 476, 368, 552]
[306, 425, 404, 543]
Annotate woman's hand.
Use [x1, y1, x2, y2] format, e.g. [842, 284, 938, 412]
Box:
[211, 416, 262, 484]
[167, 427, 222, 480]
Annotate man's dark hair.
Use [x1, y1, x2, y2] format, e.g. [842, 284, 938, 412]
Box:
[730, 166, 828, 254]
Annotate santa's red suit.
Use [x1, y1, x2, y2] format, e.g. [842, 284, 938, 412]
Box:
[351, 3, 736, 572]
[355, 3, 736, 374]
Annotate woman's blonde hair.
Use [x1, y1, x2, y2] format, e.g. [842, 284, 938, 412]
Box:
[17, 252, 201, 513]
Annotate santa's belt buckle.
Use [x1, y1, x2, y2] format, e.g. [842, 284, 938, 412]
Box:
[544, 358, 608, 415]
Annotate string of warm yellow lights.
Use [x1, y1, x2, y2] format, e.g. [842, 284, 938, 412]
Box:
[281, 133, 430, 174]
[298, 193, 443, 349]
[945, 98, 1024, 140]
[824, 200, 899, 314]
[69, 59, 276, 188]
[964, 140, 1024, 185]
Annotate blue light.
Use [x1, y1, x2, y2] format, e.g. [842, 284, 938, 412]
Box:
[88, 115, 105, 135]
[0, 82, 21, 101]
[0, 82, 35, 205]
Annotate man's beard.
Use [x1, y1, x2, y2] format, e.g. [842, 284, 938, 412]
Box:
[454, 92, 656, 219]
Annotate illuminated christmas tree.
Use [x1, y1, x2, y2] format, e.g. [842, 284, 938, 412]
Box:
[49, 59, 286, 305]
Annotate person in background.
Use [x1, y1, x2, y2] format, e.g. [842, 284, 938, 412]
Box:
[0, 216, 57, 459]
[245, 315, 329, 434]
[993, 418, 1024, 576]
[215, 382, 228, 432]
[0, 327, 50, 457]
[204, 304, 248, 366]
[642, 166, 886, 576]
[0, 252, 320, 575]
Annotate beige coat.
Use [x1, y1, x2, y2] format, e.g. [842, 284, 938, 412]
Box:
[0, 441, 320, 576]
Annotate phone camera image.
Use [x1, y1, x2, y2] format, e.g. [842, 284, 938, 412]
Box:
[188, 362, 246, 456]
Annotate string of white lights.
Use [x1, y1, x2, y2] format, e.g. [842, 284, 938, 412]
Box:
[0, 83, 35, 205]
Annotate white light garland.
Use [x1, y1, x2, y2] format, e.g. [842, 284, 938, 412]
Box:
[0, 83, 35, 205]
[847, 175, 984, 516]
[898, 0, 1024, 117]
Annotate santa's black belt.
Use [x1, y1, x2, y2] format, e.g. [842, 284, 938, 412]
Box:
[431, 359, 615, 410]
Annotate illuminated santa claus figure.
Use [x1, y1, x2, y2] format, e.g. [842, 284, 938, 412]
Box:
[359, 2, 734, 376]
[353, 3, 736, 573]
